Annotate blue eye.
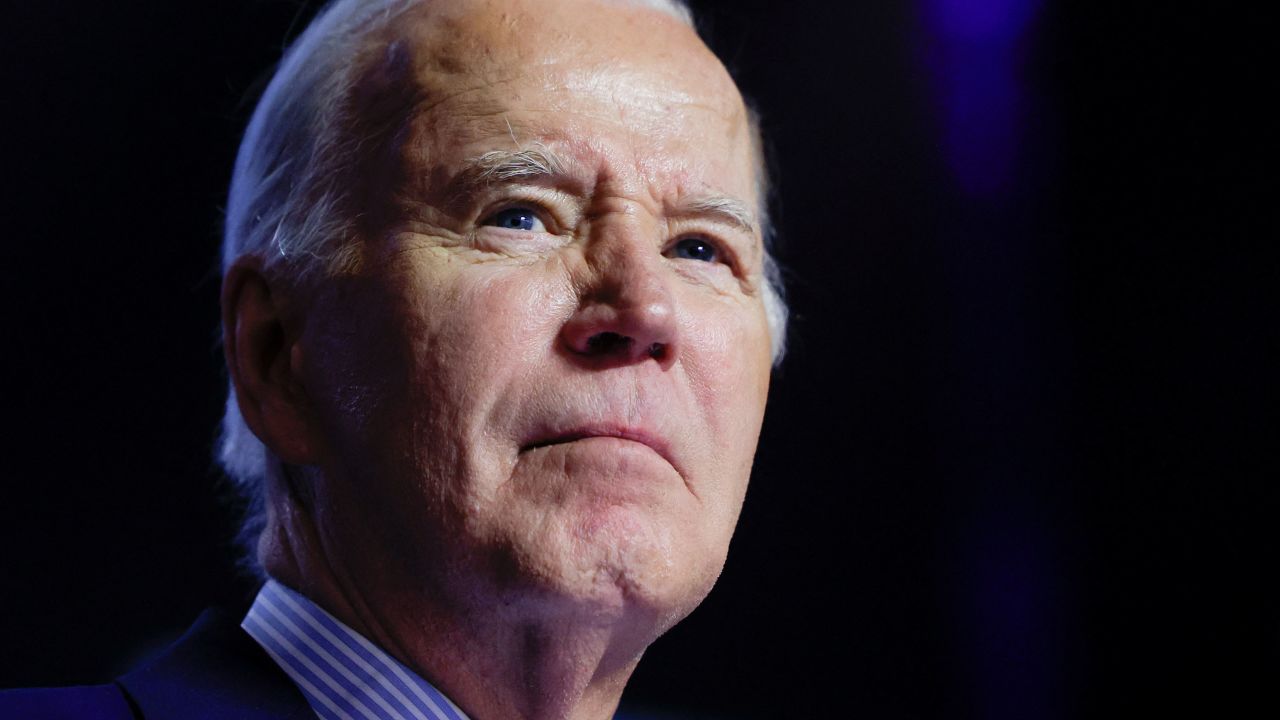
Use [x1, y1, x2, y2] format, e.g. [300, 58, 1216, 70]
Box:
[670, 236, 720, 263]
[484, 207, 546, 232]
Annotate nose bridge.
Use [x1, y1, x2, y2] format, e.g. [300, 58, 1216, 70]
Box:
[585, 211, 667, 308]
[559, 208, 678, 366]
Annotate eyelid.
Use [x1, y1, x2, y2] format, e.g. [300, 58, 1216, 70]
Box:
[480, 203, 551, 234]
[475, 187, 574, 235]
[664, 226, 748, 274]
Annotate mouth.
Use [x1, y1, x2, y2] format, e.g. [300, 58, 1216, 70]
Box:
[520, 426, 678, 474]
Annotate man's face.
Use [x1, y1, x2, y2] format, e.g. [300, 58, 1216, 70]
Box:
[293, 0, 772, 627]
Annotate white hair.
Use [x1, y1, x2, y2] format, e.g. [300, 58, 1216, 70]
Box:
[219, 0, 788, 570]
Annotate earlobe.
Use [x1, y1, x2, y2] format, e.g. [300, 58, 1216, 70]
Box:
[222, 258, 318, 466]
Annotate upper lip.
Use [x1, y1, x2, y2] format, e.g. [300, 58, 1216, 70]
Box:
[520, 425, 679, 474]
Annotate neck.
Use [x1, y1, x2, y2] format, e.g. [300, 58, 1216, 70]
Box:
[410, 610, 644, 720]
[261, 491, 655, 720]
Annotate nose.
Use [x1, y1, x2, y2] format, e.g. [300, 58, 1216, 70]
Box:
[560, 226, 678, 369]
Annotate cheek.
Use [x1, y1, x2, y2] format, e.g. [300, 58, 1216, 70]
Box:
[302, 263, 571, 474]
[394, 263, 575, 483]
[423, 265, 572, 391]
[683, 295, 771, 410]
[679, 294, 772, 483]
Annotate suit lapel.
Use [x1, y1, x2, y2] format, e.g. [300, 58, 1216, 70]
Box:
[118, 608, 313, 720]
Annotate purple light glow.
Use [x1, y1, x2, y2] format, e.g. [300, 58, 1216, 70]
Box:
[921, 0, 1043, 198]
[926, 0, 1042, 43]
[919, 1, 1062, 717]
[936, 51, 1023, 198]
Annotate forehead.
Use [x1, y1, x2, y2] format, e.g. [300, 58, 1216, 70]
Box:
[400, 0, 725, 89]
[367, 0, 754, 203]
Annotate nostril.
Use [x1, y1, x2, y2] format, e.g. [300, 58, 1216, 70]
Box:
[571, 330, 670, 363]
[585, 331, 631, 355]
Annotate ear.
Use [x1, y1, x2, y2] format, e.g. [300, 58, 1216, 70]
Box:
[222, 257, 318, 466]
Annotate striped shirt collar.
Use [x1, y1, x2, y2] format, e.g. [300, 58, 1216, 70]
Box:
[242, 579, 471, 720]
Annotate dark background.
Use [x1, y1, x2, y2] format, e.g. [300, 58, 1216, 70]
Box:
[1, 1, 1273, 717]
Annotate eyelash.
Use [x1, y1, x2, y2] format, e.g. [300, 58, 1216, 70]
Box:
[664, 235, 734, 268]
[478, 197, 561, 234]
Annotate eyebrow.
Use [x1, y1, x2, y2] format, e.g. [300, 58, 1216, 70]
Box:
[447, 146, 759, 236]
[679, 194, 759, 237]
[446, 146, 568, 202]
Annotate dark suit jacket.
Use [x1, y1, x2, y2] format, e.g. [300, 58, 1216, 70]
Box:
[0, 609, 312, 720]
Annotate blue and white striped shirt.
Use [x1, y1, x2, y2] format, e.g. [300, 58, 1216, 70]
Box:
[242, 580, 471, 720]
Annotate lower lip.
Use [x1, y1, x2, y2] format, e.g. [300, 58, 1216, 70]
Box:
[523, 435, 675, 472]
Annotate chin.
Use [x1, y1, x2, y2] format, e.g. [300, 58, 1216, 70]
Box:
[535, 506, 728, 629]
